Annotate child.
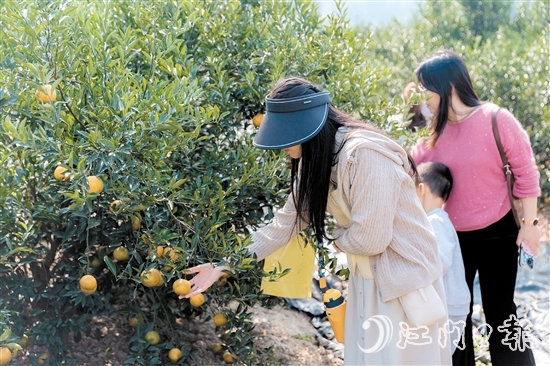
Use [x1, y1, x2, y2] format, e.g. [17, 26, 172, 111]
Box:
[416, 162, 470, 354]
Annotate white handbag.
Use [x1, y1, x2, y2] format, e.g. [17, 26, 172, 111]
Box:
[398, 284, 447, 327]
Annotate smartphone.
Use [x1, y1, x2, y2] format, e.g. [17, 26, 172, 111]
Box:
[518, 243, 535, 271]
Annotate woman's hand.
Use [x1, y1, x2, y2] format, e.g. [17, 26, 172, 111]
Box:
[179, 263, 231, 299]
[516, 224, 542, 257]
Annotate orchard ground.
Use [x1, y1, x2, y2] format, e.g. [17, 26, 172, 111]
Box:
[12, 302, 342, 366]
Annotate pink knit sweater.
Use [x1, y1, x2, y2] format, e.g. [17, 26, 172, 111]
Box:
[412, 103, 540, 232]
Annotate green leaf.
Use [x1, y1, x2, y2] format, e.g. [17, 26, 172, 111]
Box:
[0, 328, 11, 342]
[5, 343, 22, 351]
[104, 256, 117, 276]
[5, 247, 36, 258]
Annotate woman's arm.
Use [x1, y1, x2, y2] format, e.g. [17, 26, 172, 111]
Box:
[247, 191, 306, 261]
[517, 196, 542, 256]
[497, 110, 542, 255]
[180, 192, 306, 298]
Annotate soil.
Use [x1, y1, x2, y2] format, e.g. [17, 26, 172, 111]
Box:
[16, 303, 344, 366]
[14, 209, 549, 366]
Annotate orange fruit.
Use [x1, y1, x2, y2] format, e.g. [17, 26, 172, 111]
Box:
[37, 352, 49, 364]
[79, 274, 97, 295]
[211, 343, 223, 354]
[168, 348, 183, 362]
[17, 334, 30, 348]
[213, 313, 228, 327]
[86, 176, 104, 194]
[156, 246, 165, 257]
[0, 347, 12, 365]
[113, 246, 129, 261]
[128, 314, 144, 328]
[36, 84, 57, 103]
[218, 273, 230, 286]
[172, 279, 191, 296]
[189, 293, 205, 307]
[252, 113, 264, 127]
[223, 351, 237, 364]
[144, 330, 160, 345]
[141, 268, 163, 287]
[109, 199, 123, 213]
[90, 256, 101, 268]
[164, 247, 180, 261]
[54, 166, 68, 181]
[131, 215, 141, 230]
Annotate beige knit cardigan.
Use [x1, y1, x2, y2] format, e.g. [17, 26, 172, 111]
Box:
[248, 128, 442, 302]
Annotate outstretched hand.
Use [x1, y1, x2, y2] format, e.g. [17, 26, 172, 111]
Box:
[179, 263, 231, 299]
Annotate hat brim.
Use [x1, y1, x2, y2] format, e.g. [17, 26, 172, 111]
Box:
[253, 104, 329, 150]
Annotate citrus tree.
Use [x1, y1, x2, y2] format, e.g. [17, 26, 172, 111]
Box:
[0, 0, 392, 364]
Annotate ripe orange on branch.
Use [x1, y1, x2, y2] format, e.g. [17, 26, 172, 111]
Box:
[252, 113, 264, 127]
[17, 334, 30, 348]
[141, 268, 163, 287]
[0, 348, 12, 365]
[163, 247, 180, 261]
[36, 84, 57, 103]
[144, 330, 160, 345]
[213, 313, 228, 327]
[173, 279, 191, 296]
[131, 215, 141, 230]
[86, 176, 104, 194]
[189, 293, 205, 307]
[109, 199, 123, 213]
[168, 348, 183, 363]
[128, 314, 144, 328]
[54, 166, 68, 181]
[113, 246, 129, 261]
[211, 343, 223, 354]
[90, 256, 101, 268]
[223, 351, 237, 364]
[37, 352, 49, 364]
[79, 274, 97, 295]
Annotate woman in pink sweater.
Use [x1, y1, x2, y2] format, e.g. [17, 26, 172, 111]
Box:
[411, 49, 541, 366]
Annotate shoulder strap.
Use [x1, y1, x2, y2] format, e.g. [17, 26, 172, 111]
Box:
[491, 108, 509, 169]
[491, 107, 521, 228]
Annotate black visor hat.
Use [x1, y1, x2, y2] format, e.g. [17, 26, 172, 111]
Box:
[253, 91, 332, 150]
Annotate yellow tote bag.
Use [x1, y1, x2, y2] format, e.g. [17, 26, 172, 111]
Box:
[260, 236, 315, 299]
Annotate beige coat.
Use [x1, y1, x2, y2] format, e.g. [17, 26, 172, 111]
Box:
[248, 127, 442, 302]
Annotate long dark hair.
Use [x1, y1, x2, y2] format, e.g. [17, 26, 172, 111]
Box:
[267, 77, 417, 242]
[415, 49, 481, 147]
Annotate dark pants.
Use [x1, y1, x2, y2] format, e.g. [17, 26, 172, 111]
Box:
[452, 210, 536, 366]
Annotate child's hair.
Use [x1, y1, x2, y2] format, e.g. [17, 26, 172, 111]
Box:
[416, 162, 453, 202]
